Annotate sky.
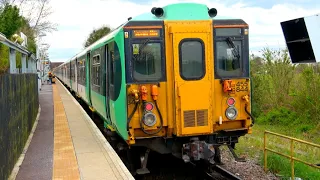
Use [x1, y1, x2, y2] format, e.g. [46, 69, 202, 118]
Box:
[38, 0, 320, 62]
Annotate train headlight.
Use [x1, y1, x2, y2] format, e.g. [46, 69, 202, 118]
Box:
[143, 112, 157, 127]
[225, 107, 238, 120]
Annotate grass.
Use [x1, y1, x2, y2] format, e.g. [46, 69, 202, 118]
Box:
[235, 124, 320, 180]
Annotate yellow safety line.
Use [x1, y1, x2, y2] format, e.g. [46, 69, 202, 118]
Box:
[52, 84, 80, 180]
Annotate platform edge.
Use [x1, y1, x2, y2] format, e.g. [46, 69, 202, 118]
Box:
[56, 79, 135, 180]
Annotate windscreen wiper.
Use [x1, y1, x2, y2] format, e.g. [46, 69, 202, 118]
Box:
[226, 37, 240, 60]
[133, 38, 151, 61]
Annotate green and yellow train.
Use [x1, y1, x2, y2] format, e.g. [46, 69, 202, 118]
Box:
[54, 2, 253, 175]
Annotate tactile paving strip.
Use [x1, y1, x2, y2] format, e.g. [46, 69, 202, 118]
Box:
[52, 84, 80, 180]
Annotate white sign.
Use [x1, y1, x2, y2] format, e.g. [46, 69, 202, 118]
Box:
[20, 32, 28, 47]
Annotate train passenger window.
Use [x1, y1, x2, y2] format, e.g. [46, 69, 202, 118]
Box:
[132, 43, 162, 81]
[77, 59, 85, 85]
[82, 60, 86, 83]
[179, 40, 205, 80]
[77, 61, 81, 81]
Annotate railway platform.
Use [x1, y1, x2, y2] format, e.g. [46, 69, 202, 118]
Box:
[11, 81, 134, 180]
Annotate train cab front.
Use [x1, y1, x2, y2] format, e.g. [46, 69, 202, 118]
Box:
[211, 19, 253, 146]
[123, 21, 169, 145]
[123, 4, 253, 166]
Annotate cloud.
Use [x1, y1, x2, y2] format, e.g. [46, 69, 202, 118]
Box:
[37, 0, 320, 62]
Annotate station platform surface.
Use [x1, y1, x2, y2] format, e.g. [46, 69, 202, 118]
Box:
[14, 81, 134, 180]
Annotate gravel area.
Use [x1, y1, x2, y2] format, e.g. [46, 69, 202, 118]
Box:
[219, 147, 279, 180]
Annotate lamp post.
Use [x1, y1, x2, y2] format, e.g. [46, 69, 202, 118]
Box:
[36, 33, 47, 90]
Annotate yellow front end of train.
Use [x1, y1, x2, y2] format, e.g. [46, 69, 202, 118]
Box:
[126, 20, 252, 144]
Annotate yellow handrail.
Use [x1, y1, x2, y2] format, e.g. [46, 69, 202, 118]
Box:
[264, 130, 320, 180]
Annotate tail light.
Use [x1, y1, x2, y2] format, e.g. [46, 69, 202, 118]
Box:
[145, 102, 154, 111]
[227, 97, 235, 106]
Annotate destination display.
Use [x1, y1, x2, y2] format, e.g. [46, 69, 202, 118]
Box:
[132, 29, 160, 38]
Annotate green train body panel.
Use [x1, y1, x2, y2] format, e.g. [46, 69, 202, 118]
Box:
[70, 79, 74, 90]
[86, 27, 128, 140]
[109, 29, 128, 141]
[91, 91, 107, 119]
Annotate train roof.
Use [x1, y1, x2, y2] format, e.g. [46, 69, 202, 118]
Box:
[56, 2, 243, 69]
[131, 2, 237, 21]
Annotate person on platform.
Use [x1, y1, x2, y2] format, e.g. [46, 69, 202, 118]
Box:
[48, 72, 52, 85]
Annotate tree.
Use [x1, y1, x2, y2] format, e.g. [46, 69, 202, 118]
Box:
[18, 17, 37, 53]
[26, 0, 57, 35]
[1, 0, 57, 36]
[0, 4, 23, 38]
[84, 25, 111, 48]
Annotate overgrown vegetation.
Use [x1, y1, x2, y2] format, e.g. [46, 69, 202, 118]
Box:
[0, 44, 9, 73]
[251, 48, 320, 130]
[235, 48, 320, 179]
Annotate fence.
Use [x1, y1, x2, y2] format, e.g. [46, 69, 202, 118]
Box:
[0, 74, 39, 180]
[264, 130, 320, 179]
[0, 34, 39, 180]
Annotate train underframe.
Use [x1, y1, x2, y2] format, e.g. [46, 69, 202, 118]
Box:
[105, 128, 248, 175]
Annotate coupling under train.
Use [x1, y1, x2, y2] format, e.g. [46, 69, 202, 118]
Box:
[54, 2, 254, 175]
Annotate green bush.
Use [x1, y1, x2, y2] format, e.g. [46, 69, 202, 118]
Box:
[257, 107, 298, 125]
[16, 51, 21, 68]
[297, 125, 313, 133]
[250, 48, 319, 132]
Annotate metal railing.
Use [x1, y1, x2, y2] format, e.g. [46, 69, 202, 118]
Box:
[264, 130, 320, 179]
[0, 32, 37, 74]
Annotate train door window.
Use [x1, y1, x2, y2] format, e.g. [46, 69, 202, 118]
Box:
[71, 62, 74, 81]
[92, 55, 101, 87]
[109, 51, 114, 85]
[78, 60, 81, 84]
[82, 59, 86, 84]
[179, 39, 205, 80]
[77, 59, 83, 85]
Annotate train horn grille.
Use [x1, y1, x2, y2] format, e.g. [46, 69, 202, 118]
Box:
[183, 109, 208, 127]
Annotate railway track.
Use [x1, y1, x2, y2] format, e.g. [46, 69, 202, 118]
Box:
[207, 165, 242, 180]
[62, 82, 241, 180]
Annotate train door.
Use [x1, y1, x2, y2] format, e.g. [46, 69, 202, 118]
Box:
[105, 44, 111, 122]
[75, 58, 78, 93]
[86, 52, 92, 105]
[168, 21, 214, 136]
[69, 61, 71, 86]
